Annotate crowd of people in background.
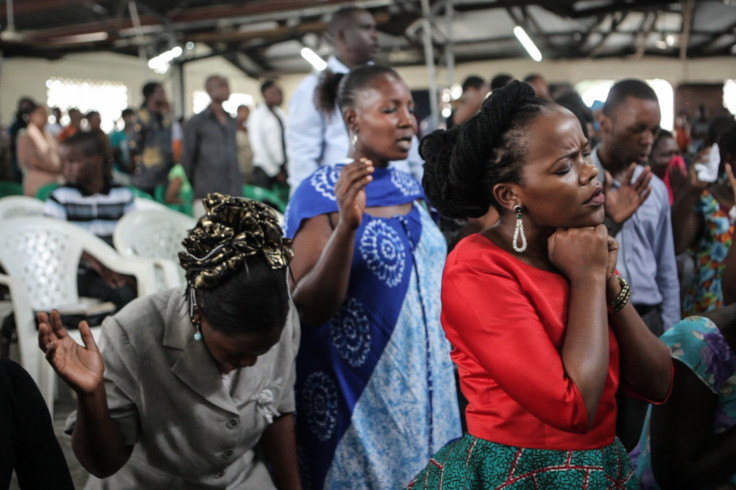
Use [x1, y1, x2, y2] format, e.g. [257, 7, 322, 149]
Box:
[1, 4, 736, 489]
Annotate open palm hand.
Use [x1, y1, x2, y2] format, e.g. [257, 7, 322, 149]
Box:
[604, 163, 652, 224]
[38, 310, 104, 395]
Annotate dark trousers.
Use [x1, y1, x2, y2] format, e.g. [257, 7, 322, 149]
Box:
[252, 166, 278, 189]
[616, 303, 663, 451]
[78, 270, 136, 311]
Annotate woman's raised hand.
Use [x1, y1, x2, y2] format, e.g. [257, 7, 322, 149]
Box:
[38, 310, 104, 396]
[548, 224, 610, 282]
[335, 158, 374, 230]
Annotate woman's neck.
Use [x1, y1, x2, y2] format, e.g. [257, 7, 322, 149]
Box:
[347, 149, 388, 168]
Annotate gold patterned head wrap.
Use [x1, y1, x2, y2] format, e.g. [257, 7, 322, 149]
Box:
[179, 193, 294, 289]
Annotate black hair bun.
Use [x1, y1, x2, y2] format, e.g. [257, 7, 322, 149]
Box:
[422, 80, 536, 219]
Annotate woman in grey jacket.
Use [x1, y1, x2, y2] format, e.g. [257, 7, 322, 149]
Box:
[39, 193, 302, 489]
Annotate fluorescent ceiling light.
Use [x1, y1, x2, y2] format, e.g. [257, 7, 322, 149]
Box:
[148, 46, 183, 74]
[300, 47, 327, 71]
[47, 32, 109, 45]
[513, 26, 542, 62]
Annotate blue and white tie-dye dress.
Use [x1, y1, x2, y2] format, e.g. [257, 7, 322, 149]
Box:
[284, 162, 462, 490]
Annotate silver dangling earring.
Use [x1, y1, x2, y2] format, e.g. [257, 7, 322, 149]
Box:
[512, 205, 527, 253]
[189, 285, 202, 341]
[351, 132, 358, 149]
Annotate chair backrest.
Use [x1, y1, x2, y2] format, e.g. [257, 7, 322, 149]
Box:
[0, 216, 157, 311]
[134, 196, 169, 212]
[0, 216, 87, 309]
[0, 273, 36, 382]
[114, 208, 196, 262]
[0, 195, 46, 219]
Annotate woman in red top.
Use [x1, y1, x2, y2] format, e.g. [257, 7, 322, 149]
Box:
[407, 81, 673, 489]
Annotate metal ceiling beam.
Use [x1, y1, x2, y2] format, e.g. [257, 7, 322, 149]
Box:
[165, 0, 201, 19]
[566, 0, 676, 19]
[444, 0, 455, 88]
[420, 0, 439, 131]
[679, 0, 694, 59]
[521, 6, 557, 57]
[687, 18, 736, 55]
[505, 6, 550, 58]
[447, 0, 546, 13]
[586, 11, 628, 57]
[0, 0, 88, 18]
[574, 15, 606, 56]
[221, 52, 261, 79]
[15, 7, 399, 50]
[186, 20, 327, 44]
[538, 0, 579, 18]
[634, 11, 658, 58]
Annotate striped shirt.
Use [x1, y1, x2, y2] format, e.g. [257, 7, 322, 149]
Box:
[44, 183, 136, 245]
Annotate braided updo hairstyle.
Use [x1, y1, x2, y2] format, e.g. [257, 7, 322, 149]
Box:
[179, 193, 294, 335]
[421, 80, 552, 218]
[314, 64, 401, 120]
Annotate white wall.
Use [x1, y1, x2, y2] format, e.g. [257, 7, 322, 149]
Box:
[2, 52, 157, 125]
[2, 52, 734, 125]
[0, 51, 265, 124]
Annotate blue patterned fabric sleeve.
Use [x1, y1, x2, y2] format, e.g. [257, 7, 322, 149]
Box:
[663, 316, 736, 394]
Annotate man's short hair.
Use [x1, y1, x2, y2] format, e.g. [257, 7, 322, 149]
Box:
[142, 81, 162, 101]
[328, 6, 367, 37]
[461, 75, 485, 92]
[490, 73, 514, 90]
[523, 73, 544, 84]
[205, 74, 225, 89]
[63, 130, 105, 157]
[260, 79, 277, 95]
[603, 79, 658, 116]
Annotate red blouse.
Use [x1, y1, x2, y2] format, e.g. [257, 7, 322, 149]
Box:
[442, 234, 620, 450]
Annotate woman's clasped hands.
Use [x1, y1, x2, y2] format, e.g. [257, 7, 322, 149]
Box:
[548, 224, 618, 282]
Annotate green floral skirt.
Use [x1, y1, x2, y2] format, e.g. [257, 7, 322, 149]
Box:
[406, 433, 636, 489]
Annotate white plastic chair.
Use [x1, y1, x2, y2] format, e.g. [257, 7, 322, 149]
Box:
[0, 195, 45, 219]
[113, 208, 196, 288]
[0, 216, 157, 414]
[0, 273, 39, 383]
[134, 196, 169, 212]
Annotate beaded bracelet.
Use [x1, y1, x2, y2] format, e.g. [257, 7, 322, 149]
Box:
[607, 276, 631, 314]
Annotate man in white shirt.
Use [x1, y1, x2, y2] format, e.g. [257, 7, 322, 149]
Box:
[286, 6, 424, 194]
[248, 80, 288, 189]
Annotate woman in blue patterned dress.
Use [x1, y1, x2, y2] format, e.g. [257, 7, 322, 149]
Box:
[284, 65, 461, 489]
[631, 305, 736, 488]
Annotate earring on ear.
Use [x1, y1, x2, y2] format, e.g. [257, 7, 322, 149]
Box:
[188, 285, 203, 341]
[351, 131, 358, 149]
[512, 205, 527, 253]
